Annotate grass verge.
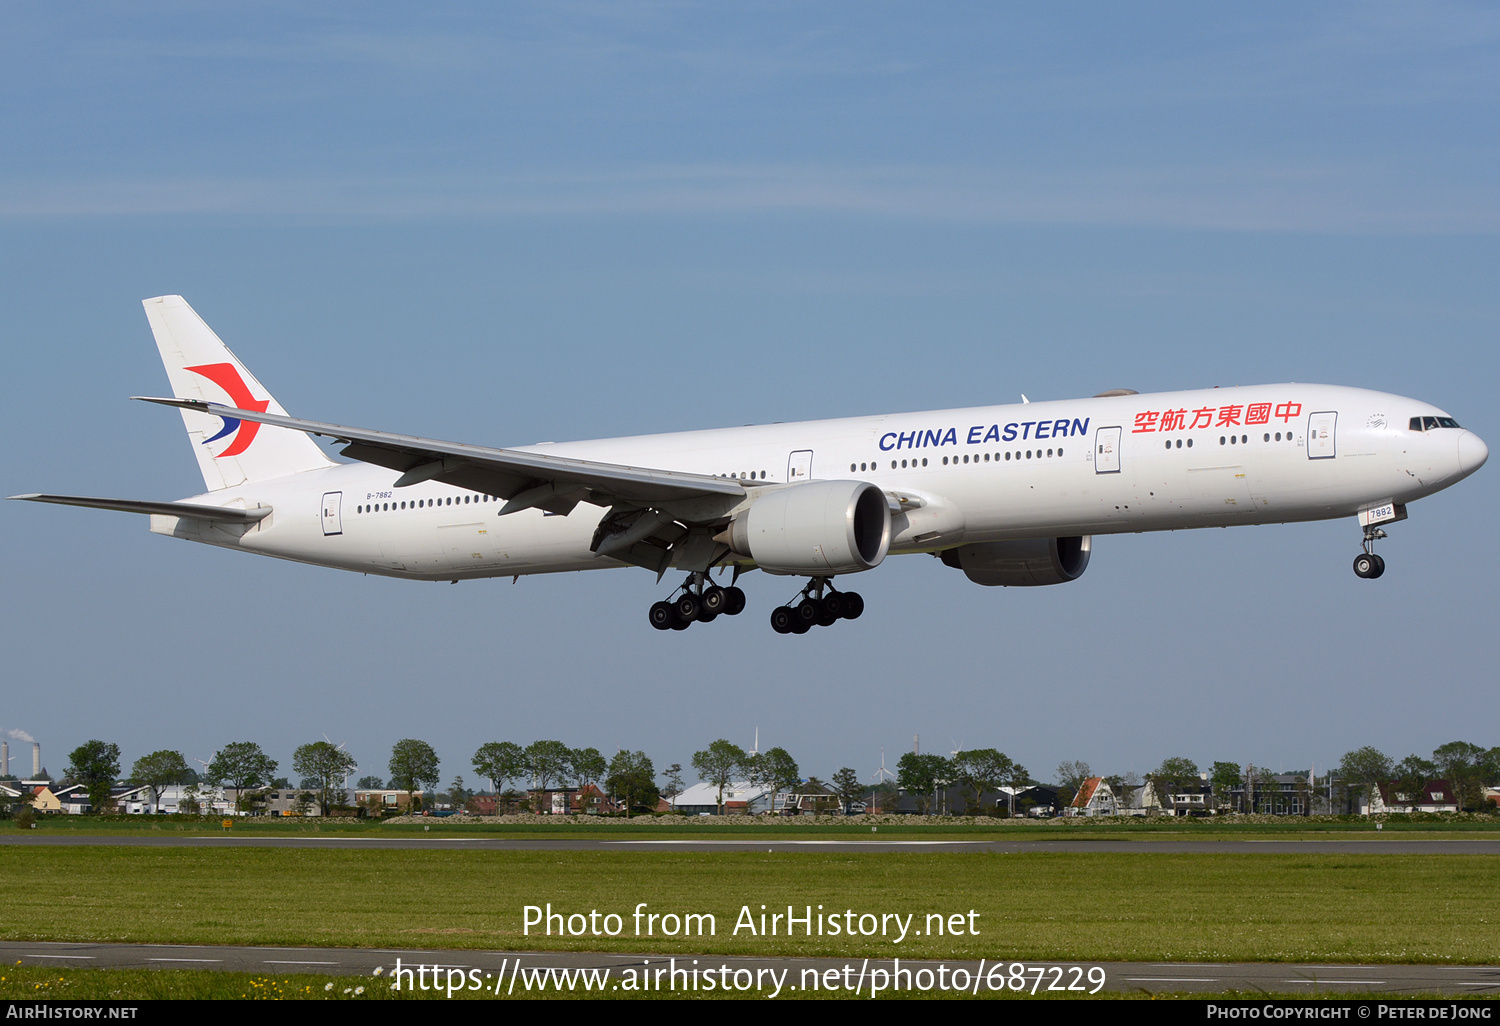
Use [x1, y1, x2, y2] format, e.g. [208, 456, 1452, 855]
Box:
[2, 848, 1497, 963]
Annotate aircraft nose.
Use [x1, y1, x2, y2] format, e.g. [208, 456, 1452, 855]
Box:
[1458, 430, 1489, 475]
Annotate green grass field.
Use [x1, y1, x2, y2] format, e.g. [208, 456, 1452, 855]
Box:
[3, 847, 1496, 964]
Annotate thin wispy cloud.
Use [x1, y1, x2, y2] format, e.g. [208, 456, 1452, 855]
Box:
[4, 162, 1494, 235]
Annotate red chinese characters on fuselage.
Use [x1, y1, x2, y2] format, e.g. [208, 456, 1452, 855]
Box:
[1133, 402, 1302, 434]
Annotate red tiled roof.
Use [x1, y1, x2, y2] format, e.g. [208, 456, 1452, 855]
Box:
[1071, 777, 1101, 808]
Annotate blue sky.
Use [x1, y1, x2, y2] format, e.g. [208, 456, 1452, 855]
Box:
[3, 4, 1496, 790]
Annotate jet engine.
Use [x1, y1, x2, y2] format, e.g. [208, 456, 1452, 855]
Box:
[722, 480, 891, 575]
[940, 536, 1091, 587]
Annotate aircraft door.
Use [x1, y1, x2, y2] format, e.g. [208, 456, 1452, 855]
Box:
[321, 491, 342, 536]
[1307, 412, 1337, 459]
[1094, 427, 1121, 474]
[788, 449, 813, 482]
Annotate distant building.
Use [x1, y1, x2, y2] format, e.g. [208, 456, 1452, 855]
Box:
[668, 781, 773, 815]
[115, 784, 234, 815]
[1369, 780, 1459, 815]
[1068, 777, 1118, 817]
[772, 781, 844, 815]
[353, 789, 423, 814]
[1225, 773, 1323, 816]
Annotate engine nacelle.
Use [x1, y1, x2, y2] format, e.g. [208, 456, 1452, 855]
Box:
[724, 480, 891, 576]
[940, 536, 1091, 587]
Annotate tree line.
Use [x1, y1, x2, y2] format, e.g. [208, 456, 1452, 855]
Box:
[9, 735, 1498, 818]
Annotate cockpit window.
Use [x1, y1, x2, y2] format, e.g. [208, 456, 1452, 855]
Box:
[1410, 416, 1462, 431]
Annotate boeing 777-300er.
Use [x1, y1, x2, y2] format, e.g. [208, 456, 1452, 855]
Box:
[12, 296, 1489, 633]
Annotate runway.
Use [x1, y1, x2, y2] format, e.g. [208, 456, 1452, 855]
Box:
[2, 833, 1497, 854]
[2, 940, 1496, 996]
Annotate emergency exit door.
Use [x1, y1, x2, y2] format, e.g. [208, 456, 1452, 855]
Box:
[1307, 412, 1337, 459]
[1094, 427, 1121, 474]
[788, 450, 813, 482]
[321, 491, 342, 536]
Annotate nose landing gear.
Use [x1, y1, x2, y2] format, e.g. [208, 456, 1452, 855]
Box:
[648, 572, 747, 630]
[1353, 525, 1387, 579]
[770, 577, 864, 634]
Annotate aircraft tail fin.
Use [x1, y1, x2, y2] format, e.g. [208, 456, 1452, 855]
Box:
[142, 295, 336, 491]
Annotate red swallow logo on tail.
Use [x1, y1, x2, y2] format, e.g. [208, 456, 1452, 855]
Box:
[185, 363, 270, 457]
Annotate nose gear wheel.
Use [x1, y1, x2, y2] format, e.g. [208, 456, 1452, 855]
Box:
[1353, 525, 1388, 579]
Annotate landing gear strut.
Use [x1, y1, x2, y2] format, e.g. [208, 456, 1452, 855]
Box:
[770, 577, 864, 635]
[648, 571, 747, 631]
[1353, 525, 1387, 579]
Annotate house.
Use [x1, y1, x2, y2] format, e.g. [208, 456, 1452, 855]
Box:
[772, 781, 844, 815]
[1125, 776, 1217, 817]
[113, 783, 234, 815]
[1068, 777, 1118, 816]
[25, 785, 65, 813]
[1369, 780, 1459, 814]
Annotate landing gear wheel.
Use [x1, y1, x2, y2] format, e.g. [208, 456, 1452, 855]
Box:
[796, 599, 821, 628]
[818, 593, 843, 627]
[674, 593, 702, 623]
[701, 586, 727, 616]
[1353, 553, 1380, 579]
[789, 617, 812, 635]
[1369, 553, 1385, 578]
[670, 616, 691, 630]
[648, 601, 677, 631]
[770, 606, 794, 634]
[723, 586, 747, 616]
[841, 592, 864, 620]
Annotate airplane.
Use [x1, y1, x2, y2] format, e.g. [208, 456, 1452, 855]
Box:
[11, 295, 1489, 634]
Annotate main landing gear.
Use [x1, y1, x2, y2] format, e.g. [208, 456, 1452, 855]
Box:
[769, 577, 864, 635]
[648, 572, 747, 631]
[1353, 524, 1387, 579]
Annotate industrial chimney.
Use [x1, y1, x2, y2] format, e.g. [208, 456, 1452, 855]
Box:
[32, 742, 41, 779]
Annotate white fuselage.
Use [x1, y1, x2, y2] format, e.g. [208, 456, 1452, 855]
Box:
[151, 383, 1487, 582]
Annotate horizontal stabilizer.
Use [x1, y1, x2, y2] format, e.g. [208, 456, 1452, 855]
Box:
[9, 493, 271, 523]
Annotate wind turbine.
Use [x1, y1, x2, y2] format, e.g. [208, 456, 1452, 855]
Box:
[323, 733, 355, 791]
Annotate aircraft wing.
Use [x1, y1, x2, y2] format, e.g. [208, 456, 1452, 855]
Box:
[9, 493, 272, 522]
[133, 397, 748, 523]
